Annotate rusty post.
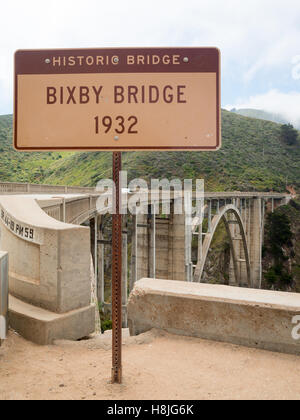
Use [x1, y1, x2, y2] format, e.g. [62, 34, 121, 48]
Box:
[111, 151, 122, 384]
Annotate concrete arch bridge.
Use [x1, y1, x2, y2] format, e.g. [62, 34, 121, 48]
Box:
[0, 181, 290, 344]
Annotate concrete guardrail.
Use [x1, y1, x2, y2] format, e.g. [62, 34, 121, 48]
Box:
[0, 181, 96, 195]
[128, 278, 300, 355]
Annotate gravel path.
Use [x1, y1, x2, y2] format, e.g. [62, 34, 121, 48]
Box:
[1, 329, 300, 400]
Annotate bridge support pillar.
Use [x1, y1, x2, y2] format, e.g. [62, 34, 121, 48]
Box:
[228, 199, 249, 288]
[226, 199, 250, 288]
[136, 213, 149, 281]
[250, 198, 262, 288]
[130, 215, 137, 292]
[228, 211, 239, 287]
[136, 208, 158, 281]
[155, 217, 169, 279]
[152, 212, 186, 282]
[90, 217, 96, 270]
[239, 200, 250, 286]
[148, 205, 156, 279]
[135, 204, 189, 282]
[122, 217, 128, 327]
[168, 213, 187, 281]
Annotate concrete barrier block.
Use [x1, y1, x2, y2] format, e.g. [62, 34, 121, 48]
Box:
[128, 279, 300, 355]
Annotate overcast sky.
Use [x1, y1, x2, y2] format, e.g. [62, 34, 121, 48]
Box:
[1, 0, 300, 124]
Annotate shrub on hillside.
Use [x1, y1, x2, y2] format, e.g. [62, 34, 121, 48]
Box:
[280, 124, 299, 146]
[265, 211, 293, 259]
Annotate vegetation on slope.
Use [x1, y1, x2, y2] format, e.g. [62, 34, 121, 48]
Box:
[0, 110, 300, 192]
[280, 124, 299, 146]
[262, 199, 300, 292]
[0, 114, 75, 184]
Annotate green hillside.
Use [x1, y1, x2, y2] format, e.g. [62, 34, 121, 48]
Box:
[0, 114, 75, 183]
[0, 110, 299, 192]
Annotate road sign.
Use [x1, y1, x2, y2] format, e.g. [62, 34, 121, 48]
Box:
[14, 47, 220, 151]
[13, 46, 221, 384]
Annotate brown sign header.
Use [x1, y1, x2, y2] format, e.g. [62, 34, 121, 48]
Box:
[14, 47, 221, 151]
[15, 47, 219, 75]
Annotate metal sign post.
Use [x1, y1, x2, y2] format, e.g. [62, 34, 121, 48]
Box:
[111, 151, 122, 383]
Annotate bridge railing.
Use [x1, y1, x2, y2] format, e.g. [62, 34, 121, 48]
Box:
[0, 181, 96, 195]
[0, 180, 291, 199]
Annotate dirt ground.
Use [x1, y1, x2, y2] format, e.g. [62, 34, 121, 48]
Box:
[1, 328, 300, 400]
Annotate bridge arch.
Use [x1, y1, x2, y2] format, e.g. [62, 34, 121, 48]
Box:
[194, 204, 251, 287]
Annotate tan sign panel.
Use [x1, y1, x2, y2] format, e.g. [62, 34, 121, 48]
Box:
[14, 48, 220, 151]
